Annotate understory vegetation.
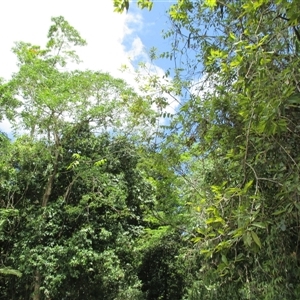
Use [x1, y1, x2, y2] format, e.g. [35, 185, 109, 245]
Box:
[1, 0, 300, 298]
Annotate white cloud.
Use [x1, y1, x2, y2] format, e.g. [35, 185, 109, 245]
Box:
[0, 0, 179, 136]
[0, 0, 144, 80]
[0, 118, 13, 136]
[0, 0, 149, 134]
[126, 37, 146, 61]
[135, 62, 180, 115]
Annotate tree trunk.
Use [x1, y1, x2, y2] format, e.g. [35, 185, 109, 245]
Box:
[33, 138, 60, 299]
[32, 270, 41, 300]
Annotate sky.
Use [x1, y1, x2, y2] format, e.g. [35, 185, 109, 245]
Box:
[0, 0, 177, 134]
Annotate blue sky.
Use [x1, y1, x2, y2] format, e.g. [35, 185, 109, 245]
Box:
[0, 0, 177, 134]
[128, 1, 176, 70]
[0, 1, 175, 79]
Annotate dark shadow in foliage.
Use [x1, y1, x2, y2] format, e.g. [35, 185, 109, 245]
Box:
[138, 233, 186, 300]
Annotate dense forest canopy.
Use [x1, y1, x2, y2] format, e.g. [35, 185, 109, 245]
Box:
[1, 0, 300, 299]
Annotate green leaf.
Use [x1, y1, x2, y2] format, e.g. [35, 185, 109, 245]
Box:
[251, 222, 266, 229]
[287, 93, 300, 104]
[272, 208, 287, 216]
[94, 159, 106, 167]
[205, 0, 217, 8]
[250, 231, 262, 248]
[206, 216, 225, 225]
[229, 32, 236, 40]
[221, 254, 228, 265]
[243, 180, 253, 193]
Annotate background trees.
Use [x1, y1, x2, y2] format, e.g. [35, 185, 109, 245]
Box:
[0, 16, 157, 299]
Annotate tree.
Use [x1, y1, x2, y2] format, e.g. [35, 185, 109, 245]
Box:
[2, 132, 154, 299]
[115, 0, 300, 298]
[0, 130, 156, 299]
[0, 16, 157, 299]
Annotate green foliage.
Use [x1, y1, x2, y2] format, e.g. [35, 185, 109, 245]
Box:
[113, 0, 153, 12]
[0, 130, 155, 299]
[138, 232, 187, 300]
[122, 0, 300, 298]
[164, 0, 300, 298]
[0, 16, 158, 299]
[0, 268, 22, 278]
[6, 16, 155, 140]
[0, 79, 19, 120]
[4, 0, 300, 297]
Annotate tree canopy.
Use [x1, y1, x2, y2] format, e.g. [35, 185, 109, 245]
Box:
[1, 1, 300, 299]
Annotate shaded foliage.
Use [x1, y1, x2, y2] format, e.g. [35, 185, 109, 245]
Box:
[139, 232, 187, 300]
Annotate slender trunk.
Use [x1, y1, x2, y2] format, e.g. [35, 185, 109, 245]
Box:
[9, 276, 16, 300]
[42, 148, 59, 207]
[32, 270, 41, 300]
[33, 134, 61, 300]
[63, 175, 78, 202]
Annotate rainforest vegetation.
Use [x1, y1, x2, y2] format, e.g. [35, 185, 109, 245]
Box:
[1, 0, 300, 299]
